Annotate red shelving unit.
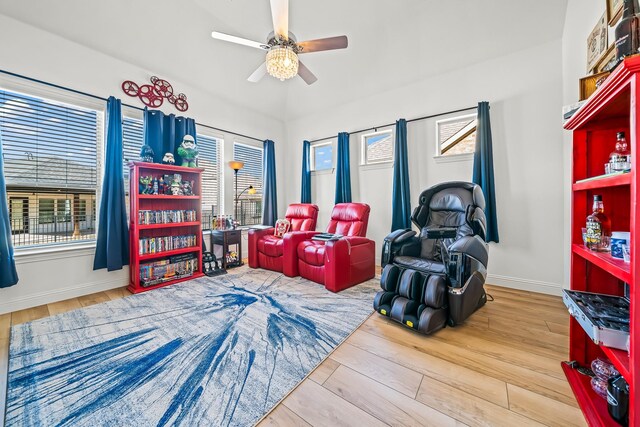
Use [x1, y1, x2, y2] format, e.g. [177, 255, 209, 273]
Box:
[564, 56, 640, 426]
[128, 162, 204, 293]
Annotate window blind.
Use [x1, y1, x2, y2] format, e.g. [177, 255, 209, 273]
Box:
[233, 142, 263, 199]
[198, 134, 221, 215]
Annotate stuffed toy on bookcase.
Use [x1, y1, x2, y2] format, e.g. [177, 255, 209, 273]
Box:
[177, 135, 199, 167]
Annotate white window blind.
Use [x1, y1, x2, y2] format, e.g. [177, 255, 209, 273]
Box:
[0, 88, 100, 247]
[198, 133, 221, 216]
[233, 142, 263, 198]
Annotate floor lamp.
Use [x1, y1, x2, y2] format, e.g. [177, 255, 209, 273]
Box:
[229, 161, 244, 221]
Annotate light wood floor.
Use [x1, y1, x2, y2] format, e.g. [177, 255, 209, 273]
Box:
[0, 280, 583, 427]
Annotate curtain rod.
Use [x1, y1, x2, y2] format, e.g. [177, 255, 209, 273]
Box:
[0, 68, 265, 143]
[308, 106, 478, 143]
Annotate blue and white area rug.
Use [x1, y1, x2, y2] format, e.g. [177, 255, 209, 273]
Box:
[6, 268, 378, 426]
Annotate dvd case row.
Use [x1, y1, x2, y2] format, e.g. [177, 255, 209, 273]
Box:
[138, 209, 197, 225]
[139, 254, 198, 287]
[139, 234, 197, 255]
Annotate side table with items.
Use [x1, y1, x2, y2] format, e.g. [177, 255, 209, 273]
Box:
[210, 228, 243, 269]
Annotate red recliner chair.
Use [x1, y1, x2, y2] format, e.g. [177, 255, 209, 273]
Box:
[248, 203, 319, 272]
[283, 203, 375, 292]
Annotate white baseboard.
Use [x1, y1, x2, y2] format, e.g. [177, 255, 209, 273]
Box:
[0, 277, 127, 315]
[486, 273, 563, 296]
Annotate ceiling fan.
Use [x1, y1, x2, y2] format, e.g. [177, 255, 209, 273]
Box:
[211, 0, 348, 85]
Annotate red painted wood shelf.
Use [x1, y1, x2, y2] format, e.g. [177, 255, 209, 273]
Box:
[572, 244, 632, 283]
[601, 346, 631, 382]
[128, 162, 204, 294]
[138, 221, 201, 230]
[564, 56, 639, 426]
[573, 173, 632, 191]
[138, 246, 201, 261]
[138, 194, 200, 200]
[561, 363, 619, 427]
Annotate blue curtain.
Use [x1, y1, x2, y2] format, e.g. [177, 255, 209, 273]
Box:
[335, 132, 352, 204]
[93, 97, 129, 271]
[472, 101, 499, 243]
[143, 109, 196, 164]
[262, 139, 278, 226]
[391, 119, 411, 231]
[301, 140, 311, 203]
[0, 129, 18, 288]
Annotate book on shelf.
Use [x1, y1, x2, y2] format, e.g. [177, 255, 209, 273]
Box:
[138, 209, 197, 225]
[139, 234, 197, 255]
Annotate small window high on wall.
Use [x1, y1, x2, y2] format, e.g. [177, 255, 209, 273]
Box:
[233, 142, 263, 225]
[311, 141, 333, 171]
[361, 130, 393, 165]
[436, 113, 477, 157]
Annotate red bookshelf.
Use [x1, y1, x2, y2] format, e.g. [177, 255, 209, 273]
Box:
[564, 56, 640, 426]
[128, 161, 204, 293]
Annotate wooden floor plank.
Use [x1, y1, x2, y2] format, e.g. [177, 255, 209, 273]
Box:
[0, 337, 8, 427]
[346, 330, 509, 408]
[507, 383, 587, 427]
[77, 291, 111, 308]
[361, 316, 577, 407]
[104, 287, 132, 301]
[330, 342, 424, 398]
[416, 375, 544, 427]
[11, 305, 50, 326]
[283, 380, 388, 427]
[546, 321, 570, 336]
[308, 357, 341, 385]
[47, 298, 82, 316]
[256, 404, 312, 427]
[487, 317, 569, 349]
[0, 313, 10, 340]
[324, 365, 462, 427]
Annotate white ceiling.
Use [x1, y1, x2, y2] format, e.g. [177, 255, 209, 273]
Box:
[0, 0, 568, 121]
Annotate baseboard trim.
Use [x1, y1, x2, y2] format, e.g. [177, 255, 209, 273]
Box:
[486, 273, 563, 296]
[0, 277, 127, 315]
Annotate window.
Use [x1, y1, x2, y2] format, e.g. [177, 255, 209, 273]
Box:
[0, 88, 101, 248]
[122, 116, 144, 218]
[436, 114, 477, 157]
[198, 133, 222, 220]
[311, 141, 333, 171]
[361, 130, 393, 165]
[233, 142, 263, 225]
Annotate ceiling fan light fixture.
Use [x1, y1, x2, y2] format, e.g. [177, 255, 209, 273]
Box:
[266, 46, 299, 81]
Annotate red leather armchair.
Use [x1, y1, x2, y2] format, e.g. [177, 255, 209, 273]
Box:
[283, 203, 376, 292]
[248, 203, 319, 272]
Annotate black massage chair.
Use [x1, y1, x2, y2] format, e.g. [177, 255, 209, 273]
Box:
[374, 181, 489, 334]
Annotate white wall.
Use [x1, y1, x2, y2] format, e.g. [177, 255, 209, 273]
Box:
[0, 15, 286, 314]
[561, 0, 607, 287]
[284, 40, 566, 295]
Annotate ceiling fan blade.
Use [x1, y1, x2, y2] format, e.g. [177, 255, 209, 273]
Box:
[270, 0, 289, 40]
[248, 63, 268, 83]
[211, 31, 270, 50]
[297, 61, 318, 85]
[298, 36, 348, 54]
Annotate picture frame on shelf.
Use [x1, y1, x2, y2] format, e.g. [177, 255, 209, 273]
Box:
[595, 43, 617, 72]
[607, 0, 623, 26]
[580, 71, 611, 100]
[587, 11, 609, 73]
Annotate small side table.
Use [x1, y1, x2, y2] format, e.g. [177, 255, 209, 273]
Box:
[210, 229, 243, 269]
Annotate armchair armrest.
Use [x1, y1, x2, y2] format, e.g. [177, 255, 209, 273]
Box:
[448, 235, 488, 267]
[248, 227, 275, 268]
[282, 231, 321, 277]
[381, 229, 417, 267]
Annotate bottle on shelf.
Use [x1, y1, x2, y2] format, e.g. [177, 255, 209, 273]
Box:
[586, 195, 612, 251]
[615, 0, 640, 62]
[609, 132, 632, 172]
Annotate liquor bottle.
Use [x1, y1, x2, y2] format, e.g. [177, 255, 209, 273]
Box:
[609, 132, 632, 172]
[586, 195, 612, 251]
[615, 0, 640, 62]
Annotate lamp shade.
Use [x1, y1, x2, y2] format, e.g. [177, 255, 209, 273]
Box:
[228, 160, 244, 171]
[248, 185, 256, 195]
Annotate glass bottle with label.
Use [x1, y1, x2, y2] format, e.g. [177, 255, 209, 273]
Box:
[615, 0, 640, 62]
[609, 132, 632, 172]
[586, 195, 612, 251]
